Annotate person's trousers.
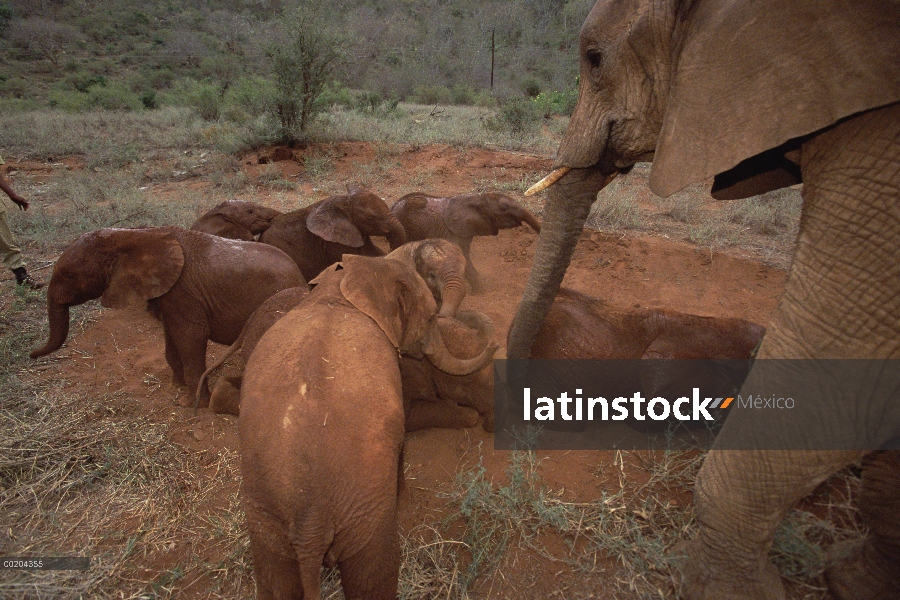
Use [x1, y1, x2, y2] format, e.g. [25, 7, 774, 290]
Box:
[0, 211, 24, 270]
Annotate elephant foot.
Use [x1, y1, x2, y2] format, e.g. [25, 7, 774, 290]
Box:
[824, 538, 900, 600]
[209, 377, 242, 416]
[672, 538, 786, 600]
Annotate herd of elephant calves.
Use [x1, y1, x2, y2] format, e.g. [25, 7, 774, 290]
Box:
[28, 186, 766, 598]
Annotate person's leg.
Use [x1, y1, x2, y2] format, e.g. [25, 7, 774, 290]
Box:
[0, 211, 43, 289]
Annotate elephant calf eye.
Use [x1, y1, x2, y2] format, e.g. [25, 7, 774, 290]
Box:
[586, 49, 602, 70]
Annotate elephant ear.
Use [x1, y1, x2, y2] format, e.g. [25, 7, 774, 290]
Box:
[307, 198, 365, 247]
[339, 254, 436, 350]
[307, 261, 343, 287]
[101, 229, 185, 309]
[650, 0, 900, 199]
[446, 195, 498, 237]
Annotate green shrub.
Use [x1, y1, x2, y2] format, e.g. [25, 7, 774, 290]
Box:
[449, 84, 476, 105]
[355, 90, 382, 113]
[191, 82, 221, 121]
[413, 84, 451, 105]
[71, 74, 107, 93]
[47, 90, 92, 111]
[533, 89, 578, 118]
[88, 82, 142, 110]
[484, 97, 541, 134]
[221, 76, 274, 123]
[522, 77, 542, 98]
[140, 90, 157, 109]
[315, 81, 355, 110]
[0, 4, 13, 38]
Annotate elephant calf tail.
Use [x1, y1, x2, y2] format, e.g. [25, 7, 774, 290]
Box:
[195, 340, 242, 410]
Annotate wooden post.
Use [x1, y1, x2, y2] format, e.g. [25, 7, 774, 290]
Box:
[490, 29, 495, 95]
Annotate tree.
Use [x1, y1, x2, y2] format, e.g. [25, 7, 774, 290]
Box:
[265, 1, 345, 138]
[9, 17, 79, 69]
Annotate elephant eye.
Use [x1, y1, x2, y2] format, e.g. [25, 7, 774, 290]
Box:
[585, 49, 602, 70]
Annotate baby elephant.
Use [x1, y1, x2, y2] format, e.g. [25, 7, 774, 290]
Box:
[391, 191, 541, 291]
[191, 200, 282, 241]
[507, 288, 766, 431]
[529, 288, 765, 361]
[30, 227, 305, 407]
[240, 255, 497, 599]
[260, 186, 407, 281]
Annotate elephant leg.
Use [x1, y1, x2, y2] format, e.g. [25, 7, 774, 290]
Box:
[209, 376, 242, 416]
[246, 504, 305, 600]
[453, 237, 483, 293]
[679, 450, 859, 600]
[338, 511, 400, 600]
[162, 326, 186, 387]
[406, 398, 480, 431]
[163, 319, 211, 407]
[825, 450, 900, 600]
[682, 104, 900, 600]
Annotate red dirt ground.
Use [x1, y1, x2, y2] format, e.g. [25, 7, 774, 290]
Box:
[11, 143, 790, 598]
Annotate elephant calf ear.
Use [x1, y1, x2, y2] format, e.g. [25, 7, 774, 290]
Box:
[307, 200, 365, 247]
[340, 254, 436, 350]
[101, 230, 185, 309]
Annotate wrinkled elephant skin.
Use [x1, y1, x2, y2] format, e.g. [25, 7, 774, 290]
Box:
[505, 1, 900, 598]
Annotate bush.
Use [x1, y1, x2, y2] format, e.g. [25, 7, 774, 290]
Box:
[355, 90, 382, 113]
[164, 77, 222, 120]
[522, 78, 542, 98]
[47, 90, 92, 111]
[413, 84, 451, 105]
[533, 89, 578, 118]
[190, 82, 221, 121]
[88, 82, 142, 110]
[484, 97, 541, 134]
[315, 81, 355, 110]
[266, 1, 346, 138]
[140, 90, 157, 109]
[221, 76, 275, 123]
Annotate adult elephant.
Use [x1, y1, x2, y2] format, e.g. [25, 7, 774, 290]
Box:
[505, 2, 900, 599]
[190, 200, 282, 241]
[260, 186, 406, 281]
[391, 191, 541, 291]
[29, 227, 305, 407]
[240, 255, 497, 599]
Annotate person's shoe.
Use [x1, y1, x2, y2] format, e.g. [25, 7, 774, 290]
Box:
[12, 267, 45, 289]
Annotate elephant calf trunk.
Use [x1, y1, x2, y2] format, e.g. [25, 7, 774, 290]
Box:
[424, 320, 499, 376]
[438, 279, 466, 318]
[30, 301, 71, 359]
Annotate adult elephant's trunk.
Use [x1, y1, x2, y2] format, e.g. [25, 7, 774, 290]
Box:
[437, 276, 466, 317]
[385, 216, 407, 251]
[30, 299, 71, 359]
[507, 167, 616, 359]
[423, 320, 498, 376]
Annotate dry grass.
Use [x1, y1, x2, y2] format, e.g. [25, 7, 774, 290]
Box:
[572, 165, 803, 269]
[314, 104, 560, 155]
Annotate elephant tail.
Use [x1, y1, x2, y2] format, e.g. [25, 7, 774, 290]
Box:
[195, 339, 242, 410]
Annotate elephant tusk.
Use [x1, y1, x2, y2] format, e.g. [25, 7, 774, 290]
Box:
[524, 168, 619, 196]
[524, 167, 571, 196]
